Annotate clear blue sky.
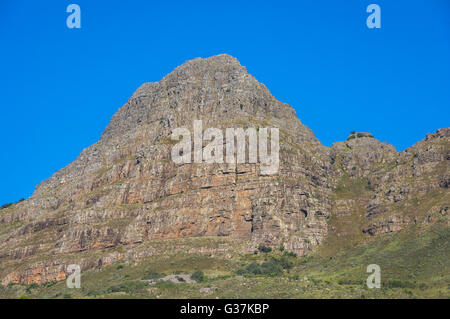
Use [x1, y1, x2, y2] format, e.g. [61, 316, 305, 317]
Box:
[1, 0, 449, 204]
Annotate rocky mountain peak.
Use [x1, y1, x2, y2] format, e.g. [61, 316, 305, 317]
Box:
[101, 54, 311, 145]
[131, 54, 248, 99]
[0, 55, 448, 288]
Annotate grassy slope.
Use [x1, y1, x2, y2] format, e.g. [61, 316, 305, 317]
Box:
[1, 220, 448, 299]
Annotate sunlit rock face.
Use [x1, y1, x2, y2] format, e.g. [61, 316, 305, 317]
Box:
[0, 55, 448, 285]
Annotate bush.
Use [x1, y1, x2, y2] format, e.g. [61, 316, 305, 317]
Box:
[245, 262, 263, 275]
[155, 280, 177, 289]
[278, 256, 294, 270]
[237, 256, 293, 277]
[25, 283, 39, 293]
[283, 250, 297, 257]
[0, 198, 25, 210]
[385, 280, 415, 289]
[106, 281, 147, 294]
[142, 270, 164, 280]
[191, 270, 205, 282]
[290, 274, 300, 280]
[257, 245, 272, 253]
[238, 261, 283, 277]
[259, 260, 283, 276]
[418, 283, 427, 290]
[337, 278, 364, 286]
[0, 203, 13, 210]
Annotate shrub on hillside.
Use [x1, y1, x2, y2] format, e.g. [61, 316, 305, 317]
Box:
[283, 250, 297, 257]
[257, 245, 272, 253]
[106, 281, 147, 294]
[0, 198, 24, 210]
[191, 270, 205, 282]
[142, 270, 164, 280]
[236, 256, 294, 277]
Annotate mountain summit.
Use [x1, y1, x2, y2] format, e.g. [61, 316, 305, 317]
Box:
[0, 55, 448, 290]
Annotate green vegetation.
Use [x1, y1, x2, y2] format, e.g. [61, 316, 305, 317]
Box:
[346, 132, 374, 141]
[106, 281, 148, 294]
[333, 176, 372, 200]
[159, 137, 179, 146]
[237, 261, 282, 277]
[142, 270, 164, 280]
[0, 198, 24, 210]
[25, 283, 38, 294]
[257, 245, 272, 253]
[0, 223, 448, 299]
[237, 255, 294, 277]
[283, 251, 297, 258]
[191, 270, 205, 282]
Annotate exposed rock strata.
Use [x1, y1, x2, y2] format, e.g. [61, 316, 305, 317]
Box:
[0, 55, 448, 284]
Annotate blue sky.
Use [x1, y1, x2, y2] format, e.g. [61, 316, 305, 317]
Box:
[0, 0, 449, 204]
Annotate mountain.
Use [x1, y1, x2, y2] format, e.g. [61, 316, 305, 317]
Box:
[0, 55, 448, 298]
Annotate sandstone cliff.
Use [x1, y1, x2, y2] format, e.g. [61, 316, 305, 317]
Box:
[0, 54, 448, 285]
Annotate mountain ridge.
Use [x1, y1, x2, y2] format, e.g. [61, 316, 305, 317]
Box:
[0, 55, 448, 292]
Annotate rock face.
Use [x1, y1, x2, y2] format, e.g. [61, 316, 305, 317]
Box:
[0, 54, 448, 285]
